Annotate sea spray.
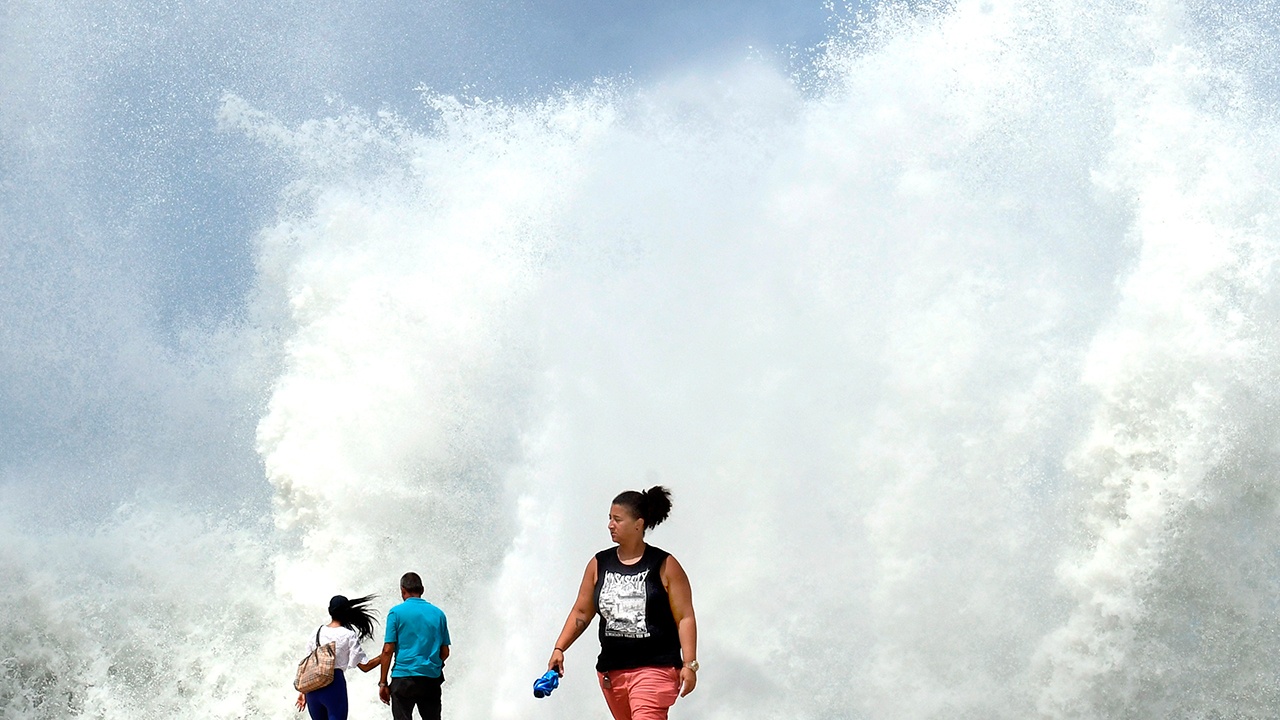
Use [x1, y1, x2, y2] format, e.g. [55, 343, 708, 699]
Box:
[1031, 2, 1280, 714]
[0, 506, 285, 719]
[4, 0, 1280, 718]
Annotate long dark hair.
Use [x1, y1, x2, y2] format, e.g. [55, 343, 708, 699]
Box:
[328, 594, 379, 641]
[612, 485, 673, 532]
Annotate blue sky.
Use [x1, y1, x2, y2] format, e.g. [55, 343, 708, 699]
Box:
[0, 0, 842, 514]
[337, 0, 835, 105]
[4, 0, 840, 327]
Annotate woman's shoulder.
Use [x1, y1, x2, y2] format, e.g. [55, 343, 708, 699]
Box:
[319, 624, 358, 640]
[646, 544, 671, 561]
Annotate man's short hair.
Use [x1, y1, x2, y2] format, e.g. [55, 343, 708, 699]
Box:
[400, 572, 425, 594]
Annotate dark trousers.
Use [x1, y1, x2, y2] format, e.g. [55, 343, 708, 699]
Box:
[390, 675, 444, 720]
[305, 669, 348, 720]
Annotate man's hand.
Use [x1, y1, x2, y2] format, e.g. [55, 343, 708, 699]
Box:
[679, 667, 697, 697]
[379, 641, 395, 705]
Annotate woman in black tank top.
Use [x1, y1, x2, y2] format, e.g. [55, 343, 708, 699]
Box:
[547, 486, 699, 719]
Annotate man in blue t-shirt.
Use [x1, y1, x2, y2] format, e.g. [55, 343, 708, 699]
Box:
[378, 571, 452, 720]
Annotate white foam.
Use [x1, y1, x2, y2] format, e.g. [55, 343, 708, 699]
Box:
[6, 0, 1280, 717]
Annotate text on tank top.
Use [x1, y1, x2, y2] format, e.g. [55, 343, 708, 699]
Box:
[593, 544, 683, 672]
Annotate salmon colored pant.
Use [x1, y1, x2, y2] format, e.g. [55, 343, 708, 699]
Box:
[597, 666, 681, 720]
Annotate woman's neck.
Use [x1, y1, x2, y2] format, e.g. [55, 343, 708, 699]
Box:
[617, 539, 646, 563]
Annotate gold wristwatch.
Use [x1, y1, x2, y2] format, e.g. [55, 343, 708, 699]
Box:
[684, 660, 699, 672]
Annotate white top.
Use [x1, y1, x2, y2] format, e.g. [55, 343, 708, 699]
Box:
[305, 625, 371, 671]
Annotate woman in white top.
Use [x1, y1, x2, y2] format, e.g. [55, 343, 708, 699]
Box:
[295, 594, 384, 720]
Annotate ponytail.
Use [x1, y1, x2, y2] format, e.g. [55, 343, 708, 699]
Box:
[613, 485, 673, 531]
[328, 594, 379, 641]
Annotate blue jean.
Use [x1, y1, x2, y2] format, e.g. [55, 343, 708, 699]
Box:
[306, 669, 349, 720]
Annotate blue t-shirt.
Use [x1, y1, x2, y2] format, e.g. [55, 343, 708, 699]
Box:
[385, 598, 451, 678]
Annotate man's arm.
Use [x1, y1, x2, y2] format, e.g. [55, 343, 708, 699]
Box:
[378, 642, 395, 705]
[440, 644, 450, 663]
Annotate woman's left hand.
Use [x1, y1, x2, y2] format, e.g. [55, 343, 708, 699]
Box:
[295, 693, 306, 711]
[679, 667, 697, 697]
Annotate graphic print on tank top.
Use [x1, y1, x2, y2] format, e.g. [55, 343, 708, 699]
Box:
[599, 569, 651, 638]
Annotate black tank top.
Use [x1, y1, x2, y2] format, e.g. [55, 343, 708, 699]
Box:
[593, 545, 683, 672]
